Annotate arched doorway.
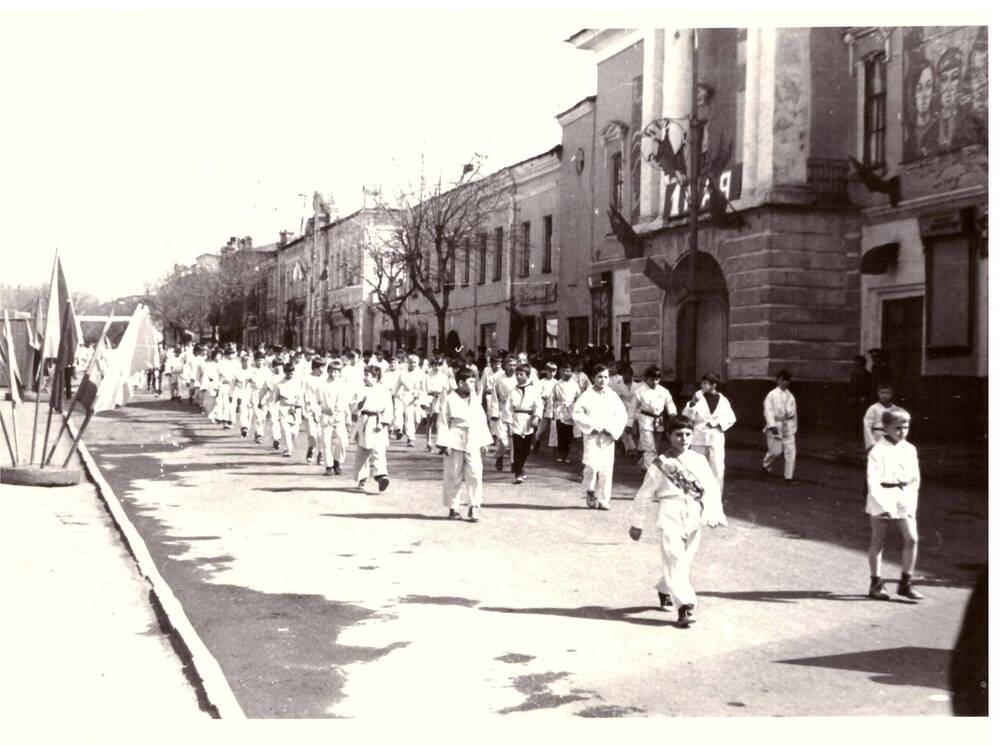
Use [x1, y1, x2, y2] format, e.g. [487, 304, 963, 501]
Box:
[660, 251, 729, 389]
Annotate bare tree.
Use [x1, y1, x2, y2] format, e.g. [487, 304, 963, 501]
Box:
[354, 213, 418, 352]
[377, 157, 511, 350]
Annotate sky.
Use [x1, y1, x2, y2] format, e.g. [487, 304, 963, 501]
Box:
[0, 5, 597, 301]
[1, 2, 992, 303]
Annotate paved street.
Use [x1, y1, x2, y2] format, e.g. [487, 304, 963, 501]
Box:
[78, 395, 986, 718]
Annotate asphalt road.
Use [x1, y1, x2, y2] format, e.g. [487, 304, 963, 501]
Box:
[79, 395, 986, 718]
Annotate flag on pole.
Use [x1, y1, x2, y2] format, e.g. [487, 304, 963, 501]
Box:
[75, 339, 111, 414]
[88, 305, 159, 414]
[1, 310, 23, 407]
[28, 294, 45, 351]
[42, 253, 80, 361]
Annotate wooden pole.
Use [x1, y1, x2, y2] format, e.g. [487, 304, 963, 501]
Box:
[0, 401, 16, 466]
[28, 352, 46, 464]
[10, 399, 22, 465]
[43, 315, 114, 466]
[61, 410, 93, 468]
[39, 302, 71, 469]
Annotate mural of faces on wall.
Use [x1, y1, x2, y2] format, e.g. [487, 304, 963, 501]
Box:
[902, 26, 987, 162]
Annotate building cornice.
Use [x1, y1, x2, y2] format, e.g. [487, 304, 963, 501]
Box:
[556, 97, 596, 128]
[861, 184, 987, 225]
[567, 28, 640, 64]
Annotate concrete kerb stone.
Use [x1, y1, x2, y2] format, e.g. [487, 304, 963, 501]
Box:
[69, 419, 246, 720]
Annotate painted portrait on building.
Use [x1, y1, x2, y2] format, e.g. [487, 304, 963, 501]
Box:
[902, 26, 988, 162]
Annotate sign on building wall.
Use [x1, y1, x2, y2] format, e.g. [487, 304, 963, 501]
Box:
[902, 26, 987, 162]
[517, 282, 557, 305]
[664, 165, 743, 219]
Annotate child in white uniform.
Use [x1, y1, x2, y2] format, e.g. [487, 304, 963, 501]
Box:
[628, 414, 727, 627]
[761, 369, 798, 483]
[682, 373, 736, 496]
[438, 368, 493, 522]
[865, 407, 923, 601]
[354, 366, 393, 492]
[572, 365, 628, 510]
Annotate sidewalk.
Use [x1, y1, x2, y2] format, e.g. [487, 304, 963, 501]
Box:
[1, 394, 209, 719]
[726, 425, 988, 491]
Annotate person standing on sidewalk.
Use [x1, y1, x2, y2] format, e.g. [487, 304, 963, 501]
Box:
[506, 363, 544, 484]
[354, 365, 393, 492]
[761, 369, 797, 484]
[682, 373, 736, 495]
[865, 408, 923, 601]
[573, 364, 628, 510]
[628, 414, 728, 627]
[438, 368, 493, 521]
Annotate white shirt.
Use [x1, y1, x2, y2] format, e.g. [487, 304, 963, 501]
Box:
[633, 383, 676, 431]
[763, 386, 797, 436]
[437, 391, 493, 452]
[683, 391, 737, 445]
[863, 402, 893, 450]
[629, 450, 727, 530]
[866, 437, 920, 518]
[506, 381, 545, 436]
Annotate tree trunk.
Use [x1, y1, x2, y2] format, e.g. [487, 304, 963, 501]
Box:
[390, 314, 403, 354]
[436, 312, 447, 353]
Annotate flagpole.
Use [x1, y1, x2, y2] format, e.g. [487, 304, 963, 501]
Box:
[0, 401, 16, 466]
[43, 315, 114, 466]
[685, 28, 702, 389]
[29, 251, 61, 464]
[39, 301, 71, 469]
[61, 410, 94, 469]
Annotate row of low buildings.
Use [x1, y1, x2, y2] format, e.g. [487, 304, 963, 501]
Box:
[189, 26, 988, 439]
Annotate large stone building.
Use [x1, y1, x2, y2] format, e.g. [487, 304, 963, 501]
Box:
[563, 26, 987, 437]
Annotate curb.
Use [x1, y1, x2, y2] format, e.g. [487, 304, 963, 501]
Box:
[69, 419, 246, 720]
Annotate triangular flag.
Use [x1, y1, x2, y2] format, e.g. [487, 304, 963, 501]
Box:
[41, 253, 80, 362]
[1, 310, 23, 407]
[28, 294, 45, 350]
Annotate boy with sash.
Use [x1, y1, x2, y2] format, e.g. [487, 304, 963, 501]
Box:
[761, 369, 797, 484]
[438, 368, 493, 522]
[572, 364, 628, 510]
[628, 415, 727, 627]
[492, 356, 518, 471]
[354, 365, 393, 492]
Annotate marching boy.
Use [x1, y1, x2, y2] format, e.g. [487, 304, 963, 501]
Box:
[233, 352, 254, 438]
[683, 373, 736, 495]
[572, 364, 628, 510]
[628, 415, 727, 627]
[437, 368, 493, 522]
[353, 365, 393, 492]
[865, 408, 923, 601]
[761, 369, 797, 483]
[319, 360, 352, 476]
[552, 362, 582, 463]
[303, 358, 327, 465]
[633, 365, 676, 468]
[275, 362, 304, 457]
[863, 383, 896, 451]
[506, 363, 544, 484]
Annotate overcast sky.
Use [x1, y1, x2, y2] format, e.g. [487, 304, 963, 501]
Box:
[0, 6, 596, 301]
[1, 3, 990, 303]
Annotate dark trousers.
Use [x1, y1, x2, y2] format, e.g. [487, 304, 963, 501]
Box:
[556, 421, 574, 459]
[511, 433, 533, 476]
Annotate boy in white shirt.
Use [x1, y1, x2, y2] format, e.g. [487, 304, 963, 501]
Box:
[396, 354, 425, 447]
[863, 383, 896, 451]
[573, 365, 628, 510]
[532, 362, 558, 455]
[492, 356, 518, 471]
[303, 358, 327, 464]
[866, 408, 923, 601]
[275, 362, 304, 457]
[506, 364, 544, 484]
[552, 363, 582, 463]
[354, 366, 393, 492]
[633, 366, 677, 468]
[248, 352, 271, 443]
[319, 360, 352, 475]
[423, 359, 452, 452]
[683, 373, 737, 495]
[438, 368, 493, 521]
[233, 353, 254, 438]
[761, 369, 797, 483]
[628, 415, 727, 627]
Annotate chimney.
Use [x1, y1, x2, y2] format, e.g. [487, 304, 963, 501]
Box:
[279, 230, 291, 246]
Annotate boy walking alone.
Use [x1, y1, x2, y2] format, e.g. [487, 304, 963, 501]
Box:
[761, 369, 797, 483]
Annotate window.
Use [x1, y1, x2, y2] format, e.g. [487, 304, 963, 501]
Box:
[863, 53, 887, 168]
[544, 316, 558, 349]
[519, 221, 531, 277]
[493, 227, 503, 281]
[477, 232, 487, 285]
[479, 323, 497, 351]
[610, 152, 624, 211]
[568, 316, 589, 351]
[542, 215, 553, 274]
[462, 239, 471, 286]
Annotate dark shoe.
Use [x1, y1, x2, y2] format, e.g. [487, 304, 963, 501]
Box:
[677, 604, 696, 627]
[761, 466, 770, 477]
[784, 478, 796, 485]
[395, 430, 403, 441]
[324, 466, 334, 476]
[658, 592, 673, 610]
[897, 580, 924, 600]
[377, 476, 390, 492]
[425, 445, 433, 452]
[468, 506, 481, 523]
[254, 434, 262, 443]
[407, 440, 415, 448]
[437, 447, 447, 455]
[448, 508, 462, 519]
[273, 441, 280, 451]
[358, 479, 366, 489]
[585, 491, 597, 509]
[333, 461, 342, 475]
[240, 427, 248, 438]
[306, 446, 314, 463]
[868, 579, 891, 601]
[495, 456, 504, 472]
[514, 475, 524, 484]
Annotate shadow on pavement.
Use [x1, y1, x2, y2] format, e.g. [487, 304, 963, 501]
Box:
[321, 512, 455, 521]
[479, 604, 676, 627]
[777, 646, 952, 691]
[698, 590, 869, 603]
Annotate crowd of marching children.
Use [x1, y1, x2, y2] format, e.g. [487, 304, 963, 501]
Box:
[147, 341, 924, 627]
